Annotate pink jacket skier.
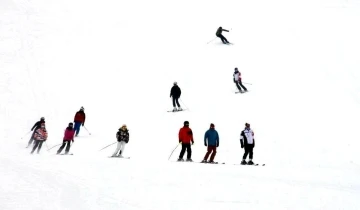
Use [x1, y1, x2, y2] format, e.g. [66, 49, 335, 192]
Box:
[57, 123, 75, 155]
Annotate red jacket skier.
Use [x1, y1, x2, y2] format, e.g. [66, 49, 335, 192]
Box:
[73, 106, 86, 136]
[178, 121, 194, 162]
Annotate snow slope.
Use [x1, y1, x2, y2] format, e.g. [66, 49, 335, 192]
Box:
[1, 0, 360, 209]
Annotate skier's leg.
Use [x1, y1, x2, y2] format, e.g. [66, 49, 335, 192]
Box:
[187, 144, 192, 159]
[249, 145, 254, 160]
[31, 140, 39, 154]
[175, 98, 181, 108]
[210, 146, 217, 162]
[112, 142, 121, 157]
[179, 144, 186, 159]
[57, 141, 66, 154]
[235, 81, 242, 91]
[65, 141, 71, 154]
[239, 79, 247, 91]
[203, 146, 212, 161]
[119, 141, 126, 156]
[243, 145, 249, 160]
[37, 141, 43, 153]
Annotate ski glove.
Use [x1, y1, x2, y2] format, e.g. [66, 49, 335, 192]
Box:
[179, 140, 182, 143]
[191, 140, 194, 145]
[204, 142, 207, 146]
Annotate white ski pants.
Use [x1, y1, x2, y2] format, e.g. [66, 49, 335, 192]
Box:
[112, 141, 126, 156]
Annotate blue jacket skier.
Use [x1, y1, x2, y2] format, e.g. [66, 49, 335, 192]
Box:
[201, 123, 219, 163]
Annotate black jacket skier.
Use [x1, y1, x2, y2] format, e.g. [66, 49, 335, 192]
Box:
[170, 82, 182, 111]
[216, 27, 230, 44]
[27, 117, 45, 147]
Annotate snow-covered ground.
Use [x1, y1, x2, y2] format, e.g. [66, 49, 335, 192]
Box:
[1, 0, 360, 209]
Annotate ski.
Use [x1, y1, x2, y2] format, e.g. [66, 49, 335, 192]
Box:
[235, 90, 249, 94]
[109, 156, 130, 159]
[236, 163, 265, 166]
[175, 161, 225, 164]
[60, 153, 73, 155]
[167, 109, 187, 112]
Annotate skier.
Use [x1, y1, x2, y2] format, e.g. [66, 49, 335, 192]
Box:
[240, 123, 255, 165]
[111, 124, 129, 157]
[170, 82, 182, 112]
[178, 121, 194, 161]
[73, 106, 86, 137]
[30, 122, 48, 154]
[27, 117, 45, 148]
[201, 123, 219, 163]
[233, 67, 247, 93]
[57, 122, 75, 155]
[216, 26, 230, 44]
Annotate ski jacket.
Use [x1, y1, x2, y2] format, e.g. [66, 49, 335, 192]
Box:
[204, 128, 219, 146]
[240, 128, 255, 146]
[216, 27, 229, 36]
[74, 111, 86, 124]
[34, 128, 48, 141]
[63, 127, 75, 141]
[31, 120, 45, 131]
[233, 70, 241, 82]
[179, 126, 193, 144]
[170, 85, 181, 98]
[116, 129, 129, 143]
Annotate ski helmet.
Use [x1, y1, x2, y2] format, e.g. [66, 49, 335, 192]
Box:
[80, 106, 84, 111]
[184, 121, 189, 126]
[69, 122, 73, 127]
[210, 123, 215, 128]
[40, 117, 45, 120]
[174, 81, 177, 85]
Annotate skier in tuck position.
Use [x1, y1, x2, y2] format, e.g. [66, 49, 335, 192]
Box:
[170, 82, 182, 112]
[73, 106, 86, 137]
[27, 117, 45, 148]
[233, 67, 248, 93]
[178, 121, 194, 162]
[240, 123, 255, 165]
[216, 26, 230, 44]
[111, 124, 129, 157]
[30, 122, 48, 154]
[57, 122, 75, 155]
[201, 123, 219, 163]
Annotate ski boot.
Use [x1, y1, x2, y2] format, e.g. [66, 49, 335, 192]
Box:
[241, 159, 247, 165]
[208, 161, 217, 164]
[172, 107, 177, 112]
[186, 158, 193, 162]
[201, 160, 207, 163]
[178, 107, 182, 111]
[247, 160, 254, 165]
[177, 158, 184, 162]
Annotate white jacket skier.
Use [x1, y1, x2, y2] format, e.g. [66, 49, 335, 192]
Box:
[240, 123, 255, 164]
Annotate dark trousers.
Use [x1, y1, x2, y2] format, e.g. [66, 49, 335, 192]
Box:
[203, 146, 217, 162]
[57, 140, 72, 154]
[74, 122, 82, 136]
[235, 79, 247, 91]
[243, 144, 254, 159]
[31, 140, 44, 154]
[172, 97, 180, 107]
[179, 143, 192, 159]
[217, 34, 229, 44]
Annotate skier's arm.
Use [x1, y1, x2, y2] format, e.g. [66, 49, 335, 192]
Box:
[217, 132, 219, 147]
[82, 113, 86, 126]
[31, 122, 38, 131]
[240, 131, 244, 147]
[204, 131, 208, 146]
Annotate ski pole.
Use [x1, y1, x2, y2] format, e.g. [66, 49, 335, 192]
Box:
[83, 126, 91, 135]
[207, 37, 216, 44]
[243, 82, 252, 85]
[21, 131, 32, 139]
[99, 142, 117, 151]
[168, 143, 181, 160]
[47, 143, 62, 151]
[179, 98, 189, 111]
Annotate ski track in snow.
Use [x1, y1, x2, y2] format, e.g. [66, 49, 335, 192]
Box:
[1, 0, 360, 209]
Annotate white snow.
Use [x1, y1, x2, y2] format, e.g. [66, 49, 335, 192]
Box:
[1, 0, 360, 209]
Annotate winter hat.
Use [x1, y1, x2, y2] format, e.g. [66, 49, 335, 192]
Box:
[40, 117, 45, 120]
[235, 67, 238, 71]
[210, 123, 215, 128]
[68, 122, 73, 127]
[174, 81, 177, 85]
[184, 121, 189, 126]
[245, 123, 250, 127]
[80, 106, 84, 111]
